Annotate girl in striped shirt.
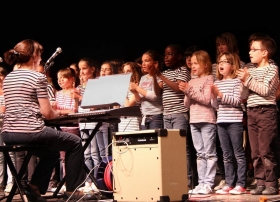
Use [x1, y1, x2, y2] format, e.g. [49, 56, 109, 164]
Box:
[179, 50, 216, 195]
[211, 52, 246, 195]
[54, 67, 80, 185]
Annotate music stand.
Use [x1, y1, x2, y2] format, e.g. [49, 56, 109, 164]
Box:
[81, 73, 131, 109]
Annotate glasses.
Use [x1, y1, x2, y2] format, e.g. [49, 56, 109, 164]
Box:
[249, 49, 263, 52]
[218, 60, 232, 65]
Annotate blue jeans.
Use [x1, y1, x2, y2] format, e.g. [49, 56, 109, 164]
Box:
[0, 132, 15, 186]
[163, 112, 189, 130]
[217, 122, 247, 187]
[141, 114, 164, 130]
[190, 123, 217, 186]
[2, 127, 86, 194]
[81, 122, 108, 179]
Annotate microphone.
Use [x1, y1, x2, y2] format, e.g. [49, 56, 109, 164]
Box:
[0, 57, 2, 63]
[44, 47, 62, 68]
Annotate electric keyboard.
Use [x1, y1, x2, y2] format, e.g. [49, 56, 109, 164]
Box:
[45, 106, 142, 126]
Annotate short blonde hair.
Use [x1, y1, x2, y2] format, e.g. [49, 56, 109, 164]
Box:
[192, 50, 212, 75]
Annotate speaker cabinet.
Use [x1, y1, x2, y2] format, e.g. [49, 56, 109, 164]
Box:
[112, 129, 188, 202]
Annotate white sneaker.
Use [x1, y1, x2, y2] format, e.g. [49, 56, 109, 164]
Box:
[51, 185, 66, 194]
[4, 183, 13, 193]
[229, 185, 246, 195]
[216, 185, 233, 194]
[188, 185, 202, 195]
[198, 184, 212, 194]
[78, 182, 99, 194]
[214, 179, 226, 190]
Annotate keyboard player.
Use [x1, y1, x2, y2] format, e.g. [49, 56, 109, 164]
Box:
[1, 39, 86, 201]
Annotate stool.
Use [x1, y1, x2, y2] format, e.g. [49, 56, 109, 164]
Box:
[0, 144, 49, 202]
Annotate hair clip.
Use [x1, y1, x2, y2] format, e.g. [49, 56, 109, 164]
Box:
[13, 50, 19, 55]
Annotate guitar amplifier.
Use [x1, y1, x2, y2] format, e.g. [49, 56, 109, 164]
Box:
[112, 129, 188, 202]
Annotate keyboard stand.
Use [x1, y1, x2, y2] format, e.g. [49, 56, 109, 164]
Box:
[49, 118, 120, 198]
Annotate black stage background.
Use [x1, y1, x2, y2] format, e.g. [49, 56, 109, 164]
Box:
[0, 2, 279, 89]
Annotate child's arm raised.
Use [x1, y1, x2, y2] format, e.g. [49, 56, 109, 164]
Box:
[238, 65, 279, 97]
[185, 75, 214, 105]
[220, 79, 242, 107]
[156, 70, 186, 93]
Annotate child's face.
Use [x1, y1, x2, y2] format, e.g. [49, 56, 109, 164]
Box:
[78, 61, 95, 81]
[142, 54, 156, 73]
[57, 73, 74, 89]
[70, 64, 79, 76]
[185, 56, 192, 69]
[123, 65, 132, 73]
[100, 63, 112, 76]
[217, 42, 229, 54]
[0, 73, 5, 85]
[249, 41, 265, 64]
[164, 46, 181, 68]
[191, 55, 206, 77]
[218, 55, 233, 79]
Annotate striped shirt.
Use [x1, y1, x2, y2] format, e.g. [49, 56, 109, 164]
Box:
[55, 91, 76, 111]
[162, 66, 190, 115]
[77, 84, 98, 130]
[2, 69, 48, 132]
[242, 64, 279, 107]
[56, 90, 79, 134]
[184, 75, 216, 124]
[47, 84, 56, 101]
[118, 90, 141, 132]
[212, 78, 243, 123]
[0, 95, 4, 129]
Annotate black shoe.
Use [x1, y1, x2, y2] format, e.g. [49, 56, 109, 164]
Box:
[250, 185, 266, 195]
[24, 185, 46, 202]
[262, 187, 279, 195]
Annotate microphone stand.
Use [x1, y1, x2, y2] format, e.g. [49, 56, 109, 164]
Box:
[43, 61, 54, 74]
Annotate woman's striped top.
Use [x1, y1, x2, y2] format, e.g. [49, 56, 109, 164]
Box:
[2, 69, 48, 132]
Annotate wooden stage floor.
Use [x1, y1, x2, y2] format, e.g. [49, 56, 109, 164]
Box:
[1, 176, 279, 202]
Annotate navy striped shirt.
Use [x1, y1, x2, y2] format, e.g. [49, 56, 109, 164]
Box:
[212, 78, 243, 123]
[162, 66, 190, 115]
[2, 69, 48, 132]
[242, 64, 279, 107]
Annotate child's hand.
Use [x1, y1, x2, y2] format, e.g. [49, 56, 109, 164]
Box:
[211, 85, 222, 98]
[236, 67, 249, 82]
[50, 101, 57, 110]
[129, 82, 138, 92]
[0, 105, 5, 113]
[150, 66, 161, 77]
[178, 81, 188, 92]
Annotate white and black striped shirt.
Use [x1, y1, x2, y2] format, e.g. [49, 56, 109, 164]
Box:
[212, 78, 243, 123]
[242, 63, 279, 107]
[162, 66, 190, 115]
[2, 69, 48, 132]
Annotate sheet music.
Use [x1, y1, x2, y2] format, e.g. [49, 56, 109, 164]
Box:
[81, 73, 131, 109]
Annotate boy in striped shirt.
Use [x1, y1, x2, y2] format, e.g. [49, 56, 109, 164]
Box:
[237, 35, 279, 195]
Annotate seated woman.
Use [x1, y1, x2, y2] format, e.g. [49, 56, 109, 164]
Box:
[1, 39, 86, 202]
